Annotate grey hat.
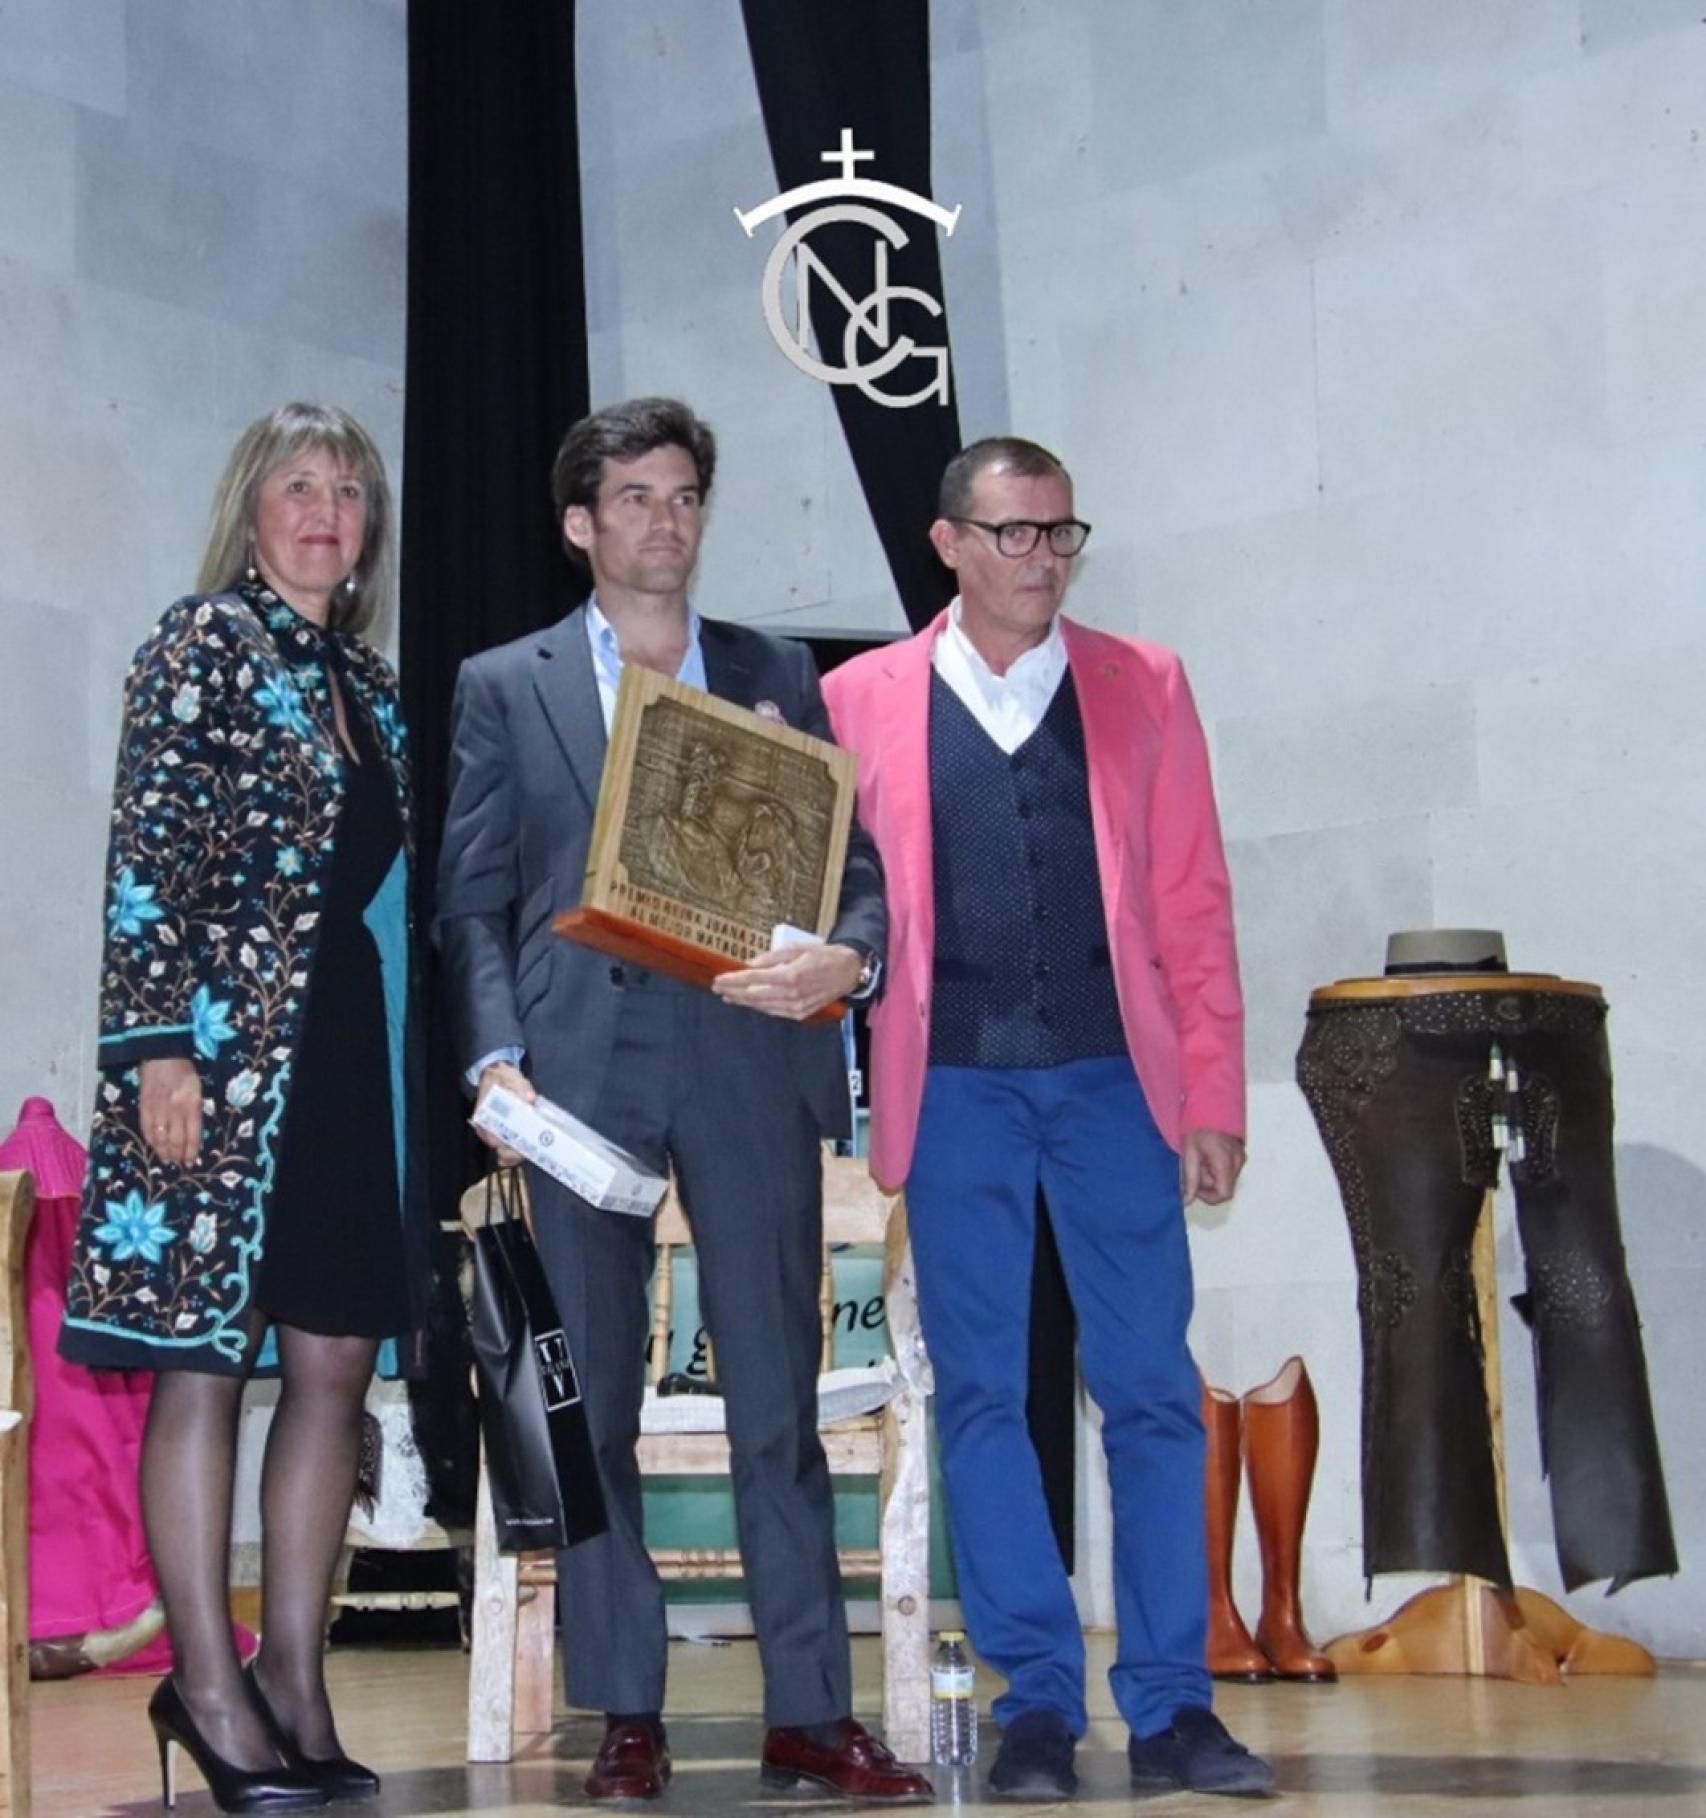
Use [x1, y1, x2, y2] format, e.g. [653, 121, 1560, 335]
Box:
[1384, 929, 1508, 976]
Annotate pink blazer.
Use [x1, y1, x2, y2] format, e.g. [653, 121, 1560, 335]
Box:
[823, 611, 1245, 1191]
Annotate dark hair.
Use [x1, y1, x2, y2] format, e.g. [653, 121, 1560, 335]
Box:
[550, 396, 717, 522]
[937, 436, 1071, 520]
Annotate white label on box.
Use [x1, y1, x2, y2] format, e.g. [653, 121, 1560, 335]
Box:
[472, 1087, 668, 1218]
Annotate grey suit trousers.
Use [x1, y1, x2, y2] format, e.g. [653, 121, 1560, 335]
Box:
[525, 967, 851, 1726]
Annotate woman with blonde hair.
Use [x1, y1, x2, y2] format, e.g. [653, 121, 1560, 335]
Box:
[62, 402, 429, 1812]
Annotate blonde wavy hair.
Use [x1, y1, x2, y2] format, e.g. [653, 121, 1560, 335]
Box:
[196, 402, 395, 637]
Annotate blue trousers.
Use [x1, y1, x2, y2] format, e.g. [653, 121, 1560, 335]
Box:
[906, 1057, 1210, 1738]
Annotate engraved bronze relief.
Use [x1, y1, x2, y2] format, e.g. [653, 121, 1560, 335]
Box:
[560, 668, 856, 988]
[618, 699, 838, 941]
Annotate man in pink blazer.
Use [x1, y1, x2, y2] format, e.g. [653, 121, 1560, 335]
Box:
[823, 438, 1272, 1802]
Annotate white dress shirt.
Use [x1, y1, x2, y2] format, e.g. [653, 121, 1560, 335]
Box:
[931, 596, 1068, 753]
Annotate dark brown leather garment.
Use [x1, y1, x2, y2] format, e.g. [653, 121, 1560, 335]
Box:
[1297, 988, 1677, 1593]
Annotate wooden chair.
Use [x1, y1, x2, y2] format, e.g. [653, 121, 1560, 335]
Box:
[1, 1169, 38, 1817]
[462, 1153, 934, 1764]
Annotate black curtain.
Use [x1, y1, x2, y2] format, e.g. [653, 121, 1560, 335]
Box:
[739, 0, 962, 629]
[741, 0, 1076, 1570]
[399, 0, 590, 1526]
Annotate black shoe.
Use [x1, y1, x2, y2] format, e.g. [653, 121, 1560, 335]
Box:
[1128, 1705, 1276, 1799]
[988, 1709, 1078, 1802]
[245, 1664, 381, 1802]
[148, 1677, 327, 1813]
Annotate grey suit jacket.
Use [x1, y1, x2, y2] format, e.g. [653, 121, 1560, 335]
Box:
[435, 607, 885, 1139]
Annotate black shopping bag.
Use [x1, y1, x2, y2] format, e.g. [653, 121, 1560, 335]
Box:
[470, 1170, 607, 1550]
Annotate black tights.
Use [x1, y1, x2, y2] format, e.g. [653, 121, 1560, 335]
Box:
[140, 1319, 378, 1769]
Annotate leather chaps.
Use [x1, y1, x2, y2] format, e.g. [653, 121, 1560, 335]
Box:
[1297, 987, 1676, 1592]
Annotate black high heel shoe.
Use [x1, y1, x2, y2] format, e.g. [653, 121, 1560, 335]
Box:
[245, 1663, 382, 1802]
[148, 1677, 327, 1813]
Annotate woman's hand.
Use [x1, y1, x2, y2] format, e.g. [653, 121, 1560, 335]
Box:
[139, 1057, 203, 1166]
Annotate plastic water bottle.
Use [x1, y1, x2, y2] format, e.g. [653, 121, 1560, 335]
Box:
[930, 1630, 977, 1766]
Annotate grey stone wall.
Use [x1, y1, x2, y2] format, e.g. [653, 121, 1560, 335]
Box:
[6, 0, 1701, 1658]
[576, 0, 1706, 1655]
[991, 0, 1706, 1659]
[0, 0, 407, 1131]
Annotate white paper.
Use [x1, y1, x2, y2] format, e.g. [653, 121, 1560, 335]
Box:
[638, 1359, 900, 1434]
[770, 922, 825, 951]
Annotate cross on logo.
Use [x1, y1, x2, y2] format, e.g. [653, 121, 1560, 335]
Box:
[821, 128, 876, 181]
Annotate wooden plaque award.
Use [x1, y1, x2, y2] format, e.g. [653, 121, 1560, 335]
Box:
[555, 669, 856, 1011]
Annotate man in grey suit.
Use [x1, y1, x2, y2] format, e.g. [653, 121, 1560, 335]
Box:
[437, 398, 930, 1805]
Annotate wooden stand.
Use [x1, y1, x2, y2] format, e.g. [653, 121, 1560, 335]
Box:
[555, 907, 844, 1024]
[1312, 976, 1656, 1682]
[556, 904, 738, 992]
[1, 1170, 37, 1817]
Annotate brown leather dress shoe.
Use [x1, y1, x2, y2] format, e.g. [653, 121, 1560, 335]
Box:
[761, 1719, 934, 1802]
[585, 1721, 671, 1801]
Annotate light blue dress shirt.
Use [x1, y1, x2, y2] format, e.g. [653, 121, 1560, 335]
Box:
[584, 594, 707, 730]
[468, 598, 707, 1088]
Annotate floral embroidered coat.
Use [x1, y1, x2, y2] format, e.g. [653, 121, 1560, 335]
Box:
[60, 584, 429, 1374]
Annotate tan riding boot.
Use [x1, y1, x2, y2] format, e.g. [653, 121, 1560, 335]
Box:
[1203, 1378, 1271, 1681]
[1243, 1357, 1336, 1681]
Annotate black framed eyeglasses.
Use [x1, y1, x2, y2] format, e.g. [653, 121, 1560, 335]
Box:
[950, 517, 1092, 558]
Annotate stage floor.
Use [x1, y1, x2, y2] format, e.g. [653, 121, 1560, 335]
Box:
[28, 1633, 1706, 1815]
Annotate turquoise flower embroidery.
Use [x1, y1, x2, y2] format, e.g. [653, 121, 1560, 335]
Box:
[370, 696, 406, 759]
[108, 865, 165, 937]
[189, 985, 237, 1059]
[188, 1211, 218, 1255]
[93, 1189, 176, 1264]
[276, 847, 304, 876]
[254, 675, 313, 741]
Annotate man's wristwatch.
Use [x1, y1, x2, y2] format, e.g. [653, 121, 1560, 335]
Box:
[848, 945, 882, 1001]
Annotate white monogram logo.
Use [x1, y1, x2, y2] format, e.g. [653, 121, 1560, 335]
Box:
[735, 129, 960, 410]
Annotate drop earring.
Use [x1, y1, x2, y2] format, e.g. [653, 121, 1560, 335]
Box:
[245, 547, 258, 583]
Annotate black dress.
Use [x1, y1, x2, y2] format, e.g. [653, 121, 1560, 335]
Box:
[258, 671, 410, 1338]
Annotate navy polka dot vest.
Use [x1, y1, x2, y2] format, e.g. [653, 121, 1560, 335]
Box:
[927, 668, 1128, 1068]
